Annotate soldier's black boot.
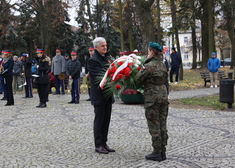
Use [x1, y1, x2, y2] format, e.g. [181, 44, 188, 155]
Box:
[161, 147, 166, 160]
[145, 152, 163, 161]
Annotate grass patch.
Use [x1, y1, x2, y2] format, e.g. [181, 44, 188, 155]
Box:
[169, 67, 234, 91]
[178, 94, 235, 110]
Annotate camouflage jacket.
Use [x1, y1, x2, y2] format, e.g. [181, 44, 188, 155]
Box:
[135, 54, 168, 108]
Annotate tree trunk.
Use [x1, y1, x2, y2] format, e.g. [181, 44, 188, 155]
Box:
[133, 0, 155, 53]
[156, 0, 161, 44]
[85, 0, 95, 39]
[170, 0, 183, 80]
[118, 0, 124, 51]
[208, 0, 215, 54]
[226, 7, 235, 69]
[199, 0, 209, 69]
[126, 0, 134, 51]
[191, 23, 197, 69]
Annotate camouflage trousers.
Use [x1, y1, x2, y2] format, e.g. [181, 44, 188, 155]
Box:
[145, 101, 168, 153]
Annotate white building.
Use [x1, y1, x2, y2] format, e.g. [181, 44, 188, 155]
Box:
[163, 31, 227, 66]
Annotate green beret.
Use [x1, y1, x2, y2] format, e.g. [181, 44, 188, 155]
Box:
[148, 42, 162, 51]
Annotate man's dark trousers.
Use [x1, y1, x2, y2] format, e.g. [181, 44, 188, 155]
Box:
[94, 103, 112, 148]
[170, 67, 179, 82]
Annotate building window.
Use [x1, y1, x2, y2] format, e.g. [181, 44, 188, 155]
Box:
[184, 37, 188, 43]
[184, 53, 188, 60]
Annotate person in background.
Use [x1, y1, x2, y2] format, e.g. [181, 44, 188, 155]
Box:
[0, 57, 3, 94]
[31, 60, 37, 75]
[18, 56, 22, 62]
[48, 71, 56, 94]
[64, 53, 71, 91]
[169, 47, 182, 84]
[1, 50, 14, 106]
[163, 56, 169, 96]
[207, 52, 220, 88]
[35, 49, 49, 108]
[66, 51, 82, 104]
[85, 46, 94, 101]
[12, 56, 22, 94]
[135, 42, 169, 162]
[21, 53, 33, 98]
[88, 37, 115, 154]
[51, 49, 65, 95]
[0, 53, 7, 100]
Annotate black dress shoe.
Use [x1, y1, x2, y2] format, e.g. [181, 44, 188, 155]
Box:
[104, 145, 115, 152]
[36, 102, 43, 108]
[86, 98, 91, 101]
[95, 146, 109, 154]
[5, 103, 14, 106]
[39, 103, 47, 108]
[1, 97, 7, 101]
[68, 101, 75, 104]
[145, 152, 163, 161]
[28, 96, 33, 98]
[75, 100, 79, 104]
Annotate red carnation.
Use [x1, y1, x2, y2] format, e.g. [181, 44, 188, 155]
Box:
[117, 73, 123, 79]
[107, 68, 111, 74]
[124, 67, 131, 77]
[118, 61, 123, 66]
[128, 63, 133, 67]
[137, 67, 141, 71]
[115, 85, 121, 90]
[111, 66, 117, 73]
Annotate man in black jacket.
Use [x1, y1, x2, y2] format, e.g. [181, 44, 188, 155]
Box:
[85, 46, 94, 101]
[21, 53, 33, 98]
[169, 47, 182, 84]
[87, 37, 115, 154]
[65, 51, 81, 104]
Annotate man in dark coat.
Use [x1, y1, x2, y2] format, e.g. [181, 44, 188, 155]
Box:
[66, 51, 82, 104]
[21, 53, 33, 98]
[87, 37, 115, 154]
[169, 47, 182, 84]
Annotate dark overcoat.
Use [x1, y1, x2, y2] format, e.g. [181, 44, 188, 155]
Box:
[87, 50, 113, 105]
[35, 55, 49, 84]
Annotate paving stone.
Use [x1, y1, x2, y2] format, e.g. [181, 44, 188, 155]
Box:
[0, 88, 234, 167]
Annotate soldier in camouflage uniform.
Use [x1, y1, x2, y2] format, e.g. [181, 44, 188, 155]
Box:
[135, 42, 169, 162]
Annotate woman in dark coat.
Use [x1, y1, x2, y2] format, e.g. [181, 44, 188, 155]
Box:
[1, 50, 14, 106]
[35, 49, 49, 108]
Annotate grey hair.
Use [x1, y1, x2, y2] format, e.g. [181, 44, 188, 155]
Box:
[93, 37, 106, 47]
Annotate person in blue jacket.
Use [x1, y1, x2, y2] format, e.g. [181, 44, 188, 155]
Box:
[207, 52, 220, 88]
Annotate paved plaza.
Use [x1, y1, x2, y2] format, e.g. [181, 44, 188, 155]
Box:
[0, 87, 235, 168]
